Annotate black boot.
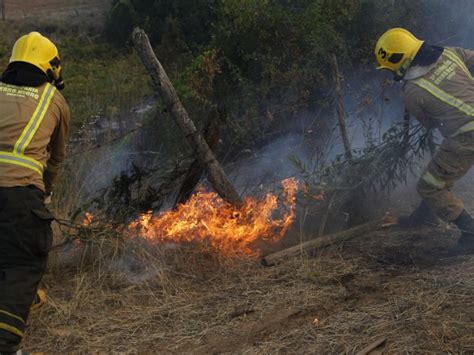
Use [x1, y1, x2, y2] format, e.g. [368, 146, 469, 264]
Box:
[398, 201, 441, 227]
[0, 350, 29, 355]
[451, 209, 474, 254]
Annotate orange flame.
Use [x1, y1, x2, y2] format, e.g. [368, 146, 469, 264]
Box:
[83, 212, 94, 226]
[127, 178, 298, 256]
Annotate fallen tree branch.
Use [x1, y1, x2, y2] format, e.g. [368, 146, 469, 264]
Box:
[332, 53, 352, 160]
[132, 27, 243, 207]
[261, 216, 395, 266]
[173, 107, 223, 208]
[356, 337, 387, 355]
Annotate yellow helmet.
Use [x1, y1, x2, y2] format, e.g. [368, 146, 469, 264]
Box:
[374, 28, 424, 80]
[10, 32, 64, 89]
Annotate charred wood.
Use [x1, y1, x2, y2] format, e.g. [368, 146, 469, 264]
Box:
[173, 107, 223, 208]
[132, 28, 242, 207]
[262, 217, 394, 267]
[331, 53, 352, 160]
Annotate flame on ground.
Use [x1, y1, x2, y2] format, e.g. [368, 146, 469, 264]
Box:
[83, 212, 94, 226]
[127, 178, 298, 256]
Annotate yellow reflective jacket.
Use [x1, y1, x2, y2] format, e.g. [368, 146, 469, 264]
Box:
[0, 82, 70, 192]
[403, 47, 474, 137]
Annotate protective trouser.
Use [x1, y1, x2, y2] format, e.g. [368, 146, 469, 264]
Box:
[0, 186, 54, 353]
[417, 131, 474, 221]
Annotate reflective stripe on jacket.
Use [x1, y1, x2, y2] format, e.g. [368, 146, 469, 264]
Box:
[0, 82, 70, 192]
[403, 47, 474, 137]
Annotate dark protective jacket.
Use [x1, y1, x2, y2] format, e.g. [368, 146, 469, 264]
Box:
[403, 47, 474, 137]
[402, 47, 474, 221]
[0, 65, 70, 193]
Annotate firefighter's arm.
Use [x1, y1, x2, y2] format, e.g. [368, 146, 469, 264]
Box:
[451, 47, 474, 74]
[44, 101, 70, 196]
[402, 87, 433, 129]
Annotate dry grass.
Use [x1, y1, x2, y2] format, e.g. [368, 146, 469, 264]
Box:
[23, 224, 474, 354]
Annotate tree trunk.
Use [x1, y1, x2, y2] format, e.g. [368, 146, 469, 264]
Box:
[173, 108, 223, 208]
[403, 108, 410, 145]
[331, 54, 352, 160]
[132, 27, 242, 207]
[261, 217, 394, 266]
[1, 0, 5, 21]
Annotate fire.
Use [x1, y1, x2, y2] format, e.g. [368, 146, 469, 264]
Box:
[83, 212, 94, 226]
[127, 178, 298, 256]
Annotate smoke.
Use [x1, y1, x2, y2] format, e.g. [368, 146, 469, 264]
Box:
[73, 97, 159, 194]
[108, 252, 161, 284]
[414, 0, 474, 48]
[227, 133, 311, 195]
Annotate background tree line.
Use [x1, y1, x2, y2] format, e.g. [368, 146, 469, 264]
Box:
[105, 0, 470, 158]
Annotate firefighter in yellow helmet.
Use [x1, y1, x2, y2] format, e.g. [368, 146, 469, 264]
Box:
[0, 32, 70, 353]
[375, 28, 474, 253]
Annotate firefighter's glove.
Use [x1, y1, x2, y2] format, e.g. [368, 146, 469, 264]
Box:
[44, 192, 53, 205]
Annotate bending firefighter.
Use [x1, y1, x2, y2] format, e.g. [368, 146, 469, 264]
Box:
[0, 32, 70, 353]
[375, 28, 474, 253]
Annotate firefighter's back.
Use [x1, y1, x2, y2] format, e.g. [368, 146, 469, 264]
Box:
[0, 81, 64, 191]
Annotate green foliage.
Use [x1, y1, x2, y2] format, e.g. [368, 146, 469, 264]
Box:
[291, 122, 436, 225]
[104, 0, 466, 155]
[106, 0, 139, 45]
[60, 38, 151, 131]
[293, 122, 434, 196]
[91, 163, 160, 223]
[107, 0, 219, 48]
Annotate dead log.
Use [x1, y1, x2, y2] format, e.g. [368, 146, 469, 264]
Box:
[331, 53, 352, 160]
[262, 217, 395, 267]
[173, 107, 223, 208]
[132, 27, 243, 207]
[356, 337, 387, 355]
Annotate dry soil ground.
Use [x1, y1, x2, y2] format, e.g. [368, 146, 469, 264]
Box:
[23, 222, 474, 354]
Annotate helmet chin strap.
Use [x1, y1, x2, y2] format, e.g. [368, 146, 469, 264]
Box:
[394, 58, 413, 81]
[46, 68, 65, 90]
[54, 77, 65, 90]
[53, 73, 65, 90]
[47, 57, 65, 90]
